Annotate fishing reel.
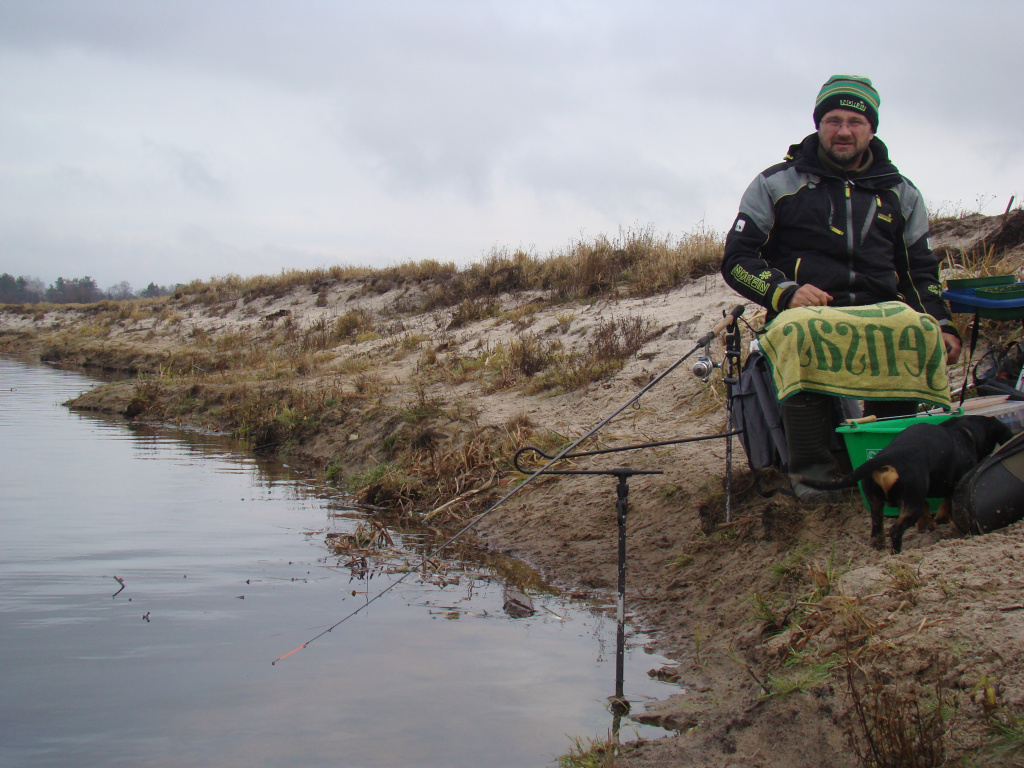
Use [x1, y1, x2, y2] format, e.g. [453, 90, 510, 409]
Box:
[691, 343, 719, 382]
[691, 305, 748, 383]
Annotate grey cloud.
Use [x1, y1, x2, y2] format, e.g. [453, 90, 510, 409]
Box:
[146, 143, 228, 197]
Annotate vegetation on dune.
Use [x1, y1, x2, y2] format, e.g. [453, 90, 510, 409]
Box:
[163, 223, 724, 309]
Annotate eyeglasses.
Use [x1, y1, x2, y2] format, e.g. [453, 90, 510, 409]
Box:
[821, 116, 871, 131]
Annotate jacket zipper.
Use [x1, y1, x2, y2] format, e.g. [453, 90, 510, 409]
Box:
[860, 195, 878, 246]
[845, 181, 855, 259]
[846, 180, 880, 257]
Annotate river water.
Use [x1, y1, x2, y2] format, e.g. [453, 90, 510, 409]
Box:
[0, 358, 676, 768]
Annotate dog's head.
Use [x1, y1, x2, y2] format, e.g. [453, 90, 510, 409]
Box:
[951, 415, 1014, 458]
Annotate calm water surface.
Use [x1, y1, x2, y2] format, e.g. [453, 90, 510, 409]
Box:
[0, 359, 675, 768]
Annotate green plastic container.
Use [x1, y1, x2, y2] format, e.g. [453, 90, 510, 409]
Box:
[977, 283, 1024, 300]
[836, 410, 960, 515]
[945, 274, 1014, 290]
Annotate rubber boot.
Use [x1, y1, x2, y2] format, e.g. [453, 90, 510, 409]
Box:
[781, 392, 844, 501]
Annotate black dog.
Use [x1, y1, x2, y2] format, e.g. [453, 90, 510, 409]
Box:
[800, 415, 1012, 553]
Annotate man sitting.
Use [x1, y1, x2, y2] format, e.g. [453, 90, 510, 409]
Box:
[721, 74, 961, 499]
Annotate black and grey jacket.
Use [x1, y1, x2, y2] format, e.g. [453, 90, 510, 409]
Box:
[722, 133, 956, 335]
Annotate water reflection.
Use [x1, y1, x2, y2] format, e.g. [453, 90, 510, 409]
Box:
[0, 358, 675, 768]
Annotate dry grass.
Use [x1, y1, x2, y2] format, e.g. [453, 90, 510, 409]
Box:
[165, 225, 723, 313]
[844, 657, 955, 768]
[416, 311, 659, 396]
[115, 371, 542, 524]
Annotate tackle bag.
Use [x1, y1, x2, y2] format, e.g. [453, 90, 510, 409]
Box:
[731, 348, 862, 474]
[953, 430, 1024, 534]
[731, 349, 789, 472]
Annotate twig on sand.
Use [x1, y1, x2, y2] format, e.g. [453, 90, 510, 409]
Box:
[423, 472, 498, 521]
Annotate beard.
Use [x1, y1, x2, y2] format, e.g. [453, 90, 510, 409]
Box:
[823, 140, 867, 169]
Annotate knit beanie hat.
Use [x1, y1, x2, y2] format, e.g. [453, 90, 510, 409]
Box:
[813, 74, 880, 131]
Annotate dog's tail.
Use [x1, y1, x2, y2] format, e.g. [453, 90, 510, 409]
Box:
[793, 458, 882, 491]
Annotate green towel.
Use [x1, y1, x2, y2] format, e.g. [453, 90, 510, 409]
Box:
[760, 301, 951, 408]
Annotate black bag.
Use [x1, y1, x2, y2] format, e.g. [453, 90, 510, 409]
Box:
[954, 431, 1024, 534]
[730, 348, 861, 474]
[731, 349, 789, 472]
[973, 342, 1024, 401]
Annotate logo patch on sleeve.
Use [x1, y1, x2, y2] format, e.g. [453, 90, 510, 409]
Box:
[734, 219, 746, 233]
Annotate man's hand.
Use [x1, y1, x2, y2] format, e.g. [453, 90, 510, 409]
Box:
[942, 332, 962, 365]
[787, 284, 833, 308]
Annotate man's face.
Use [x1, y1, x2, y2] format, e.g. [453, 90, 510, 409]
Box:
[817, 108, 874, 169]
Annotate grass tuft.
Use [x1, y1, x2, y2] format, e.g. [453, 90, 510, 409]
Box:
[844, 658, 955, 768]
[555, 732, 623, 768]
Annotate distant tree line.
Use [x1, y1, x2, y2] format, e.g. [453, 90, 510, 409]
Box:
[0, 273, 176, 304]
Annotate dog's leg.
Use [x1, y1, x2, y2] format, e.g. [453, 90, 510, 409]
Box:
[890, 503, 927, 554]
[866, 482, 886, 548]
[934, 498, 952, 525]
[916, 508, 936, 533]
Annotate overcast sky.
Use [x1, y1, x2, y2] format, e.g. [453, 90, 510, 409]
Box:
[1, 1, 1021, 291]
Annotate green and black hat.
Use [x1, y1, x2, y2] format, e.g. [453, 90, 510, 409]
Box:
[813, 74, 880, 131]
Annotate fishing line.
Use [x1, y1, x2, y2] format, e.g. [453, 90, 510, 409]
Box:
[271, 304, 745, 665]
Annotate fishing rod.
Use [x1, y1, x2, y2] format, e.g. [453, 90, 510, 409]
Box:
[271, 304, 746, 665]
[512, 429, 743, 472]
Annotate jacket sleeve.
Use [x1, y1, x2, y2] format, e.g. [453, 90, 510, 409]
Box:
[721, 174, 799, 314]
[894, 180, 960, 339]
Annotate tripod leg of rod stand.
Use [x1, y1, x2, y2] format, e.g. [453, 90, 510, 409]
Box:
[959, 313, 980, 407]
[725, 419, 733, 524]
[611, 474, 630, 726]
[723, 317, 742, 524]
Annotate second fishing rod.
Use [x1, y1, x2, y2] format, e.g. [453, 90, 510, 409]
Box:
[271, 303, 747, 664]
